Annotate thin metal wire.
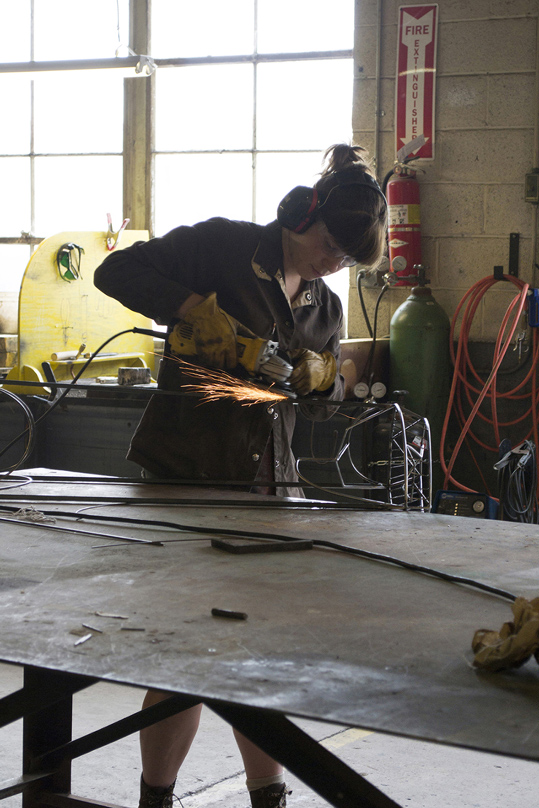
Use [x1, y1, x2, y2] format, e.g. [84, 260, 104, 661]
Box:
[0, 389, 36, 472]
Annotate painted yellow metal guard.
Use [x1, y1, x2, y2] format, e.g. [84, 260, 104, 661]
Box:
[3, 230, 157, 396]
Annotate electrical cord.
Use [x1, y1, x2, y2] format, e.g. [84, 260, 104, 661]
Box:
[496, 440, 537, 523]
[440, 275, 532, 495]
[0, 475, 32, 491]
[355, 282, 391, 395]
[0, 502, 517, 603]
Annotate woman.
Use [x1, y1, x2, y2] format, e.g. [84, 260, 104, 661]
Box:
[94, 143, 387, 808]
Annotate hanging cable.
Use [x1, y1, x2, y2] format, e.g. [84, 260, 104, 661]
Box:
[0, 388, 36, 472]
[496, 440, 538, 523]
[440, 274, 535, 498]
[356, 271, 373, 338]
[356, 280, 391, 393]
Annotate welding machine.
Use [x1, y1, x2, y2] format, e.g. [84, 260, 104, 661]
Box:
[432, 490, 498, 519]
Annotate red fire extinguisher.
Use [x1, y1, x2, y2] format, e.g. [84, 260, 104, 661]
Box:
[386, 164, 422, 287]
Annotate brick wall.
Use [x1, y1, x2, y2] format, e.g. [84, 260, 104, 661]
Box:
[350, 0, 538, 342]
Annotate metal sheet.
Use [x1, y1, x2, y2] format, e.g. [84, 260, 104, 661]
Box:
[0, 479, 538, 764]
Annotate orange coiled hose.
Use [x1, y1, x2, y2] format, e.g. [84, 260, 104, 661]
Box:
[440, 275, 533, 494]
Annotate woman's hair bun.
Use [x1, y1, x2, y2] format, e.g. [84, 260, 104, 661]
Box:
[320, 143, 371, 177]
[315, 143, 387, 268]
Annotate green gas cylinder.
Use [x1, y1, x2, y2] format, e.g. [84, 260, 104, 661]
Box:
[389, 284, 451, 486]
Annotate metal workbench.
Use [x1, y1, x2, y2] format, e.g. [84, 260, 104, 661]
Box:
[0, 475, 537, 808]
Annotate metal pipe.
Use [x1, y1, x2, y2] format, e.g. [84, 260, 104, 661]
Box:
[0, 493, 396, 510]
[0, 515, 163, 545]
[0, 56, 142, 74]
[0, 51, 353, 77]
[373, 0, 383, 172]
[154, 50, 353, 68]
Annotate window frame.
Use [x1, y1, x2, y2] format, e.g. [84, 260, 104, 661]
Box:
[0, 1, 354, 249]
[151, 48, 353, 230]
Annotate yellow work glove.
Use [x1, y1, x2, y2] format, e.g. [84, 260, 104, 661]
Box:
[471, 596, 539, 672]
[169, 292, 238, 369]
[288, 349, 337, 396]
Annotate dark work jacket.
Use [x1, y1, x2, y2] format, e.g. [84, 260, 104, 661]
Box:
[93, 218, 344, 496]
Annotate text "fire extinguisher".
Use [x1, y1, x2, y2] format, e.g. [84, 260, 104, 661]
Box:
[386, 163, 422, 287]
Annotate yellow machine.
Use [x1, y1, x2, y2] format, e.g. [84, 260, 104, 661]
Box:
[2, 230, 157, 396]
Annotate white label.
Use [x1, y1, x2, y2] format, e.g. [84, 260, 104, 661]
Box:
[389, 204, 409, 225]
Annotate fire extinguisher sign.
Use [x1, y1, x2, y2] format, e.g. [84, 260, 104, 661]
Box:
[396, 4, 438, 161]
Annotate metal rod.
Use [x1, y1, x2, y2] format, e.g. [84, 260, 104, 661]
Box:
[154, 49, 353, 67]
[0, 56, 141, 73]
[0, 378, 355, 406]
[0, 516, 163, 545]
[0, 675, 95, 731]
[0, 494, 391, 510]
[0, 772, 53, 800]
[0, 50, 353, 76]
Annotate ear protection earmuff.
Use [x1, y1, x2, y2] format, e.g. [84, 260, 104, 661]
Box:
[277, 168, 387, 234]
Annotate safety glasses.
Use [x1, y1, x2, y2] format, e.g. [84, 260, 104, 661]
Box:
[56, 242, 84, 282]
[316, 223, 357, 267]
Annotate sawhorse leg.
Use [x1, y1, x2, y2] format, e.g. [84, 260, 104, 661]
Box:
[22, 667, 95, 808]
[1, 669, 402, 808]
[207, 698, 402, 808]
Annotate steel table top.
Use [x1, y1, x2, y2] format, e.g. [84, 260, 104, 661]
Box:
[0, 476, 537, 764]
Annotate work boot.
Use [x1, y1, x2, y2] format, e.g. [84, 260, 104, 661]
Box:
[249, 782, 291, 808]
[138, 775, 176, 808]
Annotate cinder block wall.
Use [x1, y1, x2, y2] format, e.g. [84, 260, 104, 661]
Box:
[350, 0, 538, 341]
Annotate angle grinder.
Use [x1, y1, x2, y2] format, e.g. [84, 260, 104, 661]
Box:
[133, 325, 295, 395]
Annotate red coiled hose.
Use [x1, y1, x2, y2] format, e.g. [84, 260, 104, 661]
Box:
[440, 275, 534, 495]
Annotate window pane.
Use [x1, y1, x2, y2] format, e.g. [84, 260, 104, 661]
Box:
[0, 245, 32, 295]
[0, 158, 31, 234]
[324, 269, 349, 320]
[34, 73, 123, 154]
[154, 153, 252, 234]
[152, 0, 254, 58]
[257, 0, 354, 53]
[257, 60, 353, 150]
[34, 0, 130, 61]
[0, 0, 31, 61]
[34, 156, 123, 235]
[0, 77, 31, 154]
[255, 151, 324, 224]
[155, 65, 253, 151]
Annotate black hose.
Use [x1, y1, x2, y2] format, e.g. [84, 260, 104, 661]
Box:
[357, 283, 390, 392]
[356, 273, 373, 338]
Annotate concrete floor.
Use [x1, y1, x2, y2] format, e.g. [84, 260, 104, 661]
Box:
[0, 662, 538, 808]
